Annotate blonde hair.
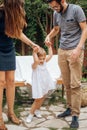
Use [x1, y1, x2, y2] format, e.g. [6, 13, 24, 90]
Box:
[4, 0, 27, 38]
[37, 47, 46, 57]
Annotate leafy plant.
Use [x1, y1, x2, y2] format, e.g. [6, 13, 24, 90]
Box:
[62, 128, 77, 130]
[48, 89, 66, 105]
[24, 0, 48, 45]
[49, 128, 57, 130]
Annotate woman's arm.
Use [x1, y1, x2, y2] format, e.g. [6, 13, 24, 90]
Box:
[18, 32, 39, 49]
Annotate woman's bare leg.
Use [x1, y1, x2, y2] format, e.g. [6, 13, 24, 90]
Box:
[0, 71, 7, 130]
[0, 71, 5, 118]
[6, 71, 21, 124]
[6, 71, 15, 115]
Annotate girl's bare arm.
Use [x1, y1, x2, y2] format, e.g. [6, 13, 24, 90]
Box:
[46, 45, 53, 62]
[32, 50, 39, 69]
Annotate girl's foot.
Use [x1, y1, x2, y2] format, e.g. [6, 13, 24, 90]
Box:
[25, 114, 34, 123]
[34, 109, 42, 118]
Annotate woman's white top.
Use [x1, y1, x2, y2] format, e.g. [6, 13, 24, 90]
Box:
[32, 62, 56, 99]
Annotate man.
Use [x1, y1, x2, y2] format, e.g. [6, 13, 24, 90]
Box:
[45, 0, 87, 128]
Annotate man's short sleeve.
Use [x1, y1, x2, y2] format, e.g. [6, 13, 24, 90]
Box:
[53, 11, 58, 26]
[74, 5, 86, 23]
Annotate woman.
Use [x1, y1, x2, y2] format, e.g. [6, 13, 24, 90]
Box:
[0, 0, 39, 130]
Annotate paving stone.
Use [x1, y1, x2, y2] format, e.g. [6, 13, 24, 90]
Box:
[78, 128, 87, 130]
[3, 104, 87, 130]
[37, 119, 69, 129]
[3, 113, 8, 122]
[24, 108, 31, 111]
[49, 105, 65, 112]
[3, 82, 87, 130]
[40, 111, 51, 116]
[6, 125, 27, 130]
[46, 115, 55, 120]
[80, 107, 87, 112]
[79, 113, 87, 120]
[79, 120, 87, 128]
[65, 116, 72, 122]
[40, 107, 47, 111]
[20, 111, 29, 117]
[54, 111, 63, 117]
[30, 128, 49, 130]
[22, 117, 46, 128]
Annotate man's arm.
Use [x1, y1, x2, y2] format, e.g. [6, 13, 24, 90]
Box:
[45, 26, 60, 45]
[70, 21, 87, 62]
[77, 21, 87, 50]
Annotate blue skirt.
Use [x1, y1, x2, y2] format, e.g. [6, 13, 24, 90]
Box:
[0, 47, 16, 71]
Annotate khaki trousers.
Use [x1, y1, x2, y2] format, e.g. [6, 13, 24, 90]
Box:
[58, 48, 84, 116]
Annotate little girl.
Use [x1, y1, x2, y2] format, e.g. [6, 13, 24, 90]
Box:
[25, 45, 55, 123]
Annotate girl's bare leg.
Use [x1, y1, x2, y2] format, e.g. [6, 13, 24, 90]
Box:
[36, 96, 46, 110]
[30, 96, 46, 114]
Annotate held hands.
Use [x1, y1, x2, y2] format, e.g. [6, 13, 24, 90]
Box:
[46, 43, 52, 48]
[31, 43, 40, 52]
[45, 35, 52, 47]
[33, 46, 39, 53]
[70, 47, 82, 63]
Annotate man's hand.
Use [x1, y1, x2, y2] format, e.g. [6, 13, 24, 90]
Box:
[45, 35, 52, 46]
[70, 47, 82, 63]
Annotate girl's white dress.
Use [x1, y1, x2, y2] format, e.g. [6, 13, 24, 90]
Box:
[32, 62, 56, 99]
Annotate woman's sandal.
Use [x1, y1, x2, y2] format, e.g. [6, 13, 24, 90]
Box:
[0, 118, 7, 130]
[8, 113, 21, 125]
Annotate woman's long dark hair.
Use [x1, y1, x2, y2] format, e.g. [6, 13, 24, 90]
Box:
[4, 0, 27, 38]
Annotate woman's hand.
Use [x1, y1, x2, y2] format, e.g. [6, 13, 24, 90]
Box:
[18, 32, 40, 51]
[32, 44, 40, 53]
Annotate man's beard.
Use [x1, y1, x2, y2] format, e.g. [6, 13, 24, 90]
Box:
[58, 3, 63, 13]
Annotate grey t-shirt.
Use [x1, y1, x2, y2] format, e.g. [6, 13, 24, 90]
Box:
[53, 4, 86, 49]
